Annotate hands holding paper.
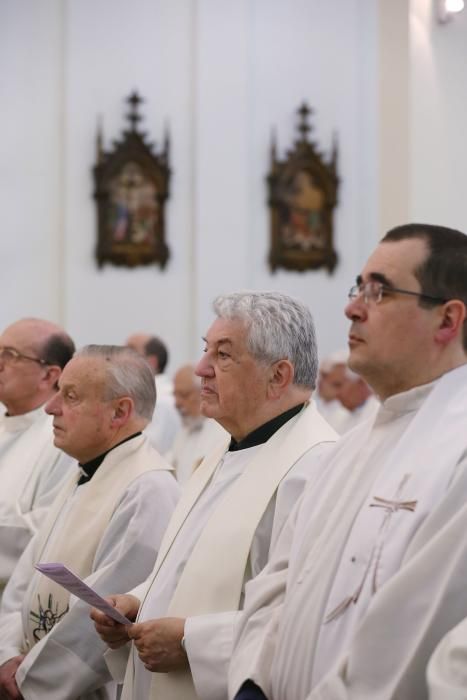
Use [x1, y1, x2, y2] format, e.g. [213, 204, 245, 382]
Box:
[92, 598, 188, 672]
[91, 594, 140, 649]
[39, 564, 188, 674]
[128, 617, 187, 672]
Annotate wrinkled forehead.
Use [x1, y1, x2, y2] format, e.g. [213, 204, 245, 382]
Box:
[59, 355, 107, 394]
[205, 316, 249, 347]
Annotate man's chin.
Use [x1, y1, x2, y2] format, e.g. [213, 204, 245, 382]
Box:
[53, 435, 63, 448]
[200, 402, 219, 420]
[348, 346, 363, 368]
[52, 432, 67, 449]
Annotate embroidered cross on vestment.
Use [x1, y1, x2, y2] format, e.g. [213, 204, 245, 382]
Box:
[324, 474, 417, 623]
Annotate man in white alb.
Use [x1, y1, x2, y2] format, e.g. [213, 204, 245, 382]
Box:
[0, 318, 75, 592]
[166, 364, 227, 484]
[126, 333, 181, 453]
[92, 291, 338, 700]
[0, 345, 179, 700]
[229, 223, 467, 700]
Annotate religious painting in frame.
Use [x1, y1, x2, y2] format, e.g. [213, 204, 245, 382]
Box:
[93, 92, 170, 269]
[268, 103, 339, 274]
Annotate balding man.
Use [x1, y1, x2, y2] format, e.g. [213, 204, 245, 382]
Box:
[126, 333, 181, 453]
[167, 365, 227, 484]
[0, 345, 179, 700]
[0, 318, 75, 591]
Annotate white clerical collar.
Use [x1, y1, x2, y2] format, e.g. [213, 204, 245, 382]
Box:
[375, 378, 438, 425]
[0, 404, 46, 434]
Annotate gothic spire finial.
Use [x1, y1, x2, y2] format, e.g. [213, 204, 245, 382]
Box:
[270, 127, 277, 165]
[126, 91, 144, 131]
[96, 114, 104, 163]
[297, 102, 313, 142]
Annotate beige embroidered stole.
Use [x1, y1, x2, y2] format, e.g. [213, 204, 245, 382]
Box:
[121, 402, 336, 700]
[25, 435, 173, 649]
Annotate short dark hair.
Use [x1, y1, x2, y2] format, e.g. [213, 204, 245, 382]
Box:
[40, 333, 75, 368]
[144, 336, 168, 373]
[382, 223, 467, 350]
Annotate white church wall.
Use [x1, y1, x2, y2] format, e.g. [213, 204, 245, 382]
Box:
[62, 0, 194, 370]
[0, 0, 64, 324]
[9, 1, 466, 372]
[410, 0, 467, 231]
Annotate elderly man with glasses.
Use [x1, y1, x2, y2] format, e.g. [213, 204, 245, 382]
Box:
[0, 318, 76, 594]
[229, 223, 467, 700]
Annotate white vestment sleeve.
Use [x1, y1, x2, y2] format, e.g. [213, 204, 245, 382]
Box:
[0, 534, 38, 665]
[228, 503, 299, 699]
[427, 618, 467, 700]
[15, 471, 179, 700]
[185, 611, 240, 700]
[306, 455, 467, 700]
[0, 450, 74, 582]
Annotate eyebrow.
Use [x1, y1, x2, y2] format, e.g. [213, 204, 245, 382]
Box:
[357, 272, 394, 287]
[202, 336, 233, 346]
[58, 382, 77, 392]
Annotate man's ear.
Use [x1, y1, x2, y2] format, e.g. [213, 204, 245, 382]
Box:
[42, 365, 62, 390]
[434, 300, 466, 346]
[268, 360, 295, 399]
[111, 397, 134, 426]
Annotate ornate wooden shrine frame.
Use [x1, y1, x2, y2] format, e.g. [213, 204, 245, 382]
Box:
[267, 103, 339, 274]
[93, 92, 170, 269]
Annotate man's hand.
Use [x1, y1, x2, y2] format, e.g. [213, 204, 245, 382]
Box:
[128, 617, 188, 672]
[90, 594, 140, 649]
[0, 655, 25, 700]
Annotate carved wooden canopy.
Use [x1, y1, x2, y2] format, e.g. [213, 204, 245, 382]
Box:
[93, 92, 170, 269]
[268, 103, 339, 274]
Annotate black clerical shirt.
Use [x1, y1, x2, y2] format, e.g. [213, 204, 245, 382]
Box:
[77, 432, 142, 485]
[228, 403, 305, 452]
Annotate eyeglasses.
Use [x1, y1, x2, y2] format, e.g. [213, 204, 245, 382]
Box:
[0, 346, 48, 366]
[348, 281, 447, 306]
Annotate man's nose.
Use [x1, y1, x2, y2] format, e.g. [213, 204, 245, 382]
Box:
[195, 353, 214, 378]
[45, 393, 61, 415]
[345, 296, 368, 322]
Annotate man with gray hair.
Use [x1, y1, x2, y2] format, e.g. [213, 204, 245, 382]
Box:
[0, 345, 180, 700]
[93, 291, 338, 700]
